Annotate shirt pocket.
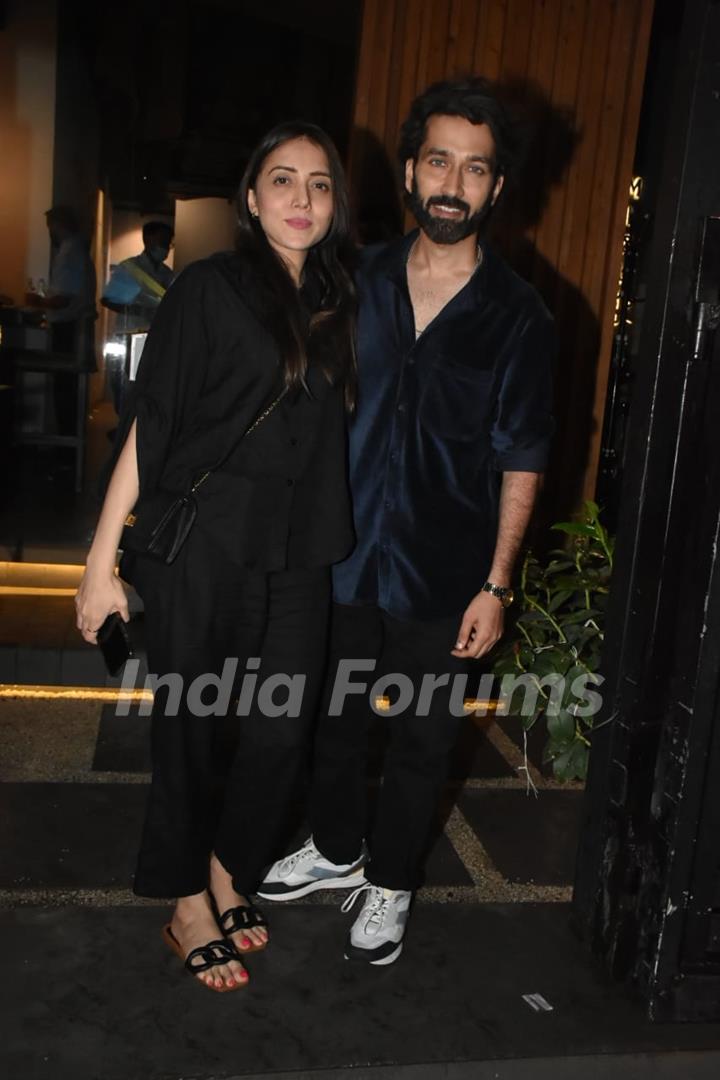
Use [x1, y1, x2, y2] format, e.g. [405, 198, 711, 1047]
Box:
[419, 356, 495, 441]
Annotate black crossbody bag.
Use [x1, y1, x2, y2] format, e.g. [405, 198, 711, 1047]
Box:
[120, 386, 288, 565]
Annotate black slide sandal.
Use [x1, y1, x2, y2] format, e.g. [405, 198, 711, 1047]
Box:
[218, 903, 269, 953]
[162, 924, 248, 991]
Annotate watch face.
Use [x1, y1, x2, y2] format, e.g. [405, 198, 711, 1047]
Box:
[483, 582, 514, 606]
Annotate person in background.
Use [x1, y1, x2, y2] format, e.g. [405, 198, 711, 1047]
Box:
[26, 205, 97, 434]
[42, 205, 97, 350]
[101, 222, 174, 420]
[102, 221, 175, 334]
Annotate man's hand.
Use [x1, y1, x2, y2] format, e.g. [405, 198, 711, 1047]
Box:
[451, 590, 505, 659]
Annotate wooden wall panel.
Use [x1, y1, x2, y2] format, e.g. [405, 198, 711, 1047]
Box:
[349, 0, 655, 518]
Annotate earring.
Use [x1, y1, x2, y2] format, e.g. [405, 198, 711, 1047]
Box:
[251, 210, 259, 219]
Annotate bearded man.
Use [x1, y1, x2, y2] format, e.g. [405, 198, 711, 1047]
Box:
[260, 78, 556, 965]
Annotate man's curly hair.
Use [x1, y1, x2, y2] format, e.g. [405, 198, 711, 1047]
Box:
[398, 77, 518, 180]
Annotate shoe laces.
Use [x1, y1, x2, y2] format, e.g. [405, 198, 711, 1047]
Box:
[276, 836, 319, 876]
[341, 883, 391, 932]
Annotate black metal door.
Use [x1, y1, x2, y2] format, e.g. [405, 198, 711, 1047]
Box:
[573, 0, 720, 1022]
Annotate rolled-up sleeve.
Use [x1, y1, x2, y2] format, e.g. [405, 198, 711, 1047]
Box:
[491, 309, 556, 472]
[107, 264, 212, 497]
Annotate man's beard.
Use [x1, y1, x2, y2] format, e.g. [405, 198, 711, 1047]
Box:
[407, 176, 495, 244]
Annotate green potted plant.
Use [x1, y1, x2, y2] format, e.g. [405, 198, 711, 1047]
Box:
[492, 500, 613, 781]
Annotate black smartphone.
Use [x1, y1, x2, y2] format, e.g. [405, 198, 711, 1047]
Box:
[97, 613, 134, 675]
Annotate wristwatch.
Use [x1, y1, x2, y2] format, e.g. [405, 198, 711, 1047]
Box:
[482, 581, 515, 608]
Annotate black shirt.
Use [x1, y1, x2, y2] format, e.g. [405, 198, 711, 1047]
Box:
[116, 252, 354, 572]
[333, 231, 555, 619]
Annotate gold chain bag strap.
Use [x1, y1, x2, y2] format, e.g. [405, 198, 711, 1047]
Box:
[121, 386, 288, 566]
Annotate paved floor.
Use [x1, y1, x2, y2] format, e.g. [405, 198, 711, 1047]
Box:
[2, 424, 720, 1078]
[5, 900, 720, 1080]
[0, 695, 579, 906]
[3, 692, 720, 1079]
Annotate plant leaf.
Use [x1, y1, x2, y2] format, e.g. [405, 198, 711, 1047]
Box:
[517, 611, 555, 627]
[560, 608, 602, 625]
[552, 522, 596, 537]
[530, 648, 573, 678]
[548, 589, 573, 613]
[546, 709, 576, 742]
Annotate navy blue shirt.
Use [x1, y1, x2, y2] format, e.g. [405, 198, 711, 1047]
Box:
[333, 230, 555, 620]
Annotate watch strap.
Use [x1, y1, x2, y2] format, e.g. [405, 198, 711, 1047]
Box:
[482, 581, 511, 600]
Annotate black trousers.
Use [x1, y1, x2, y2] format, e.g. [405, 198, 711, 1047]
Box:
[310, 603, 470, 891]
[131, 529, 330, 899]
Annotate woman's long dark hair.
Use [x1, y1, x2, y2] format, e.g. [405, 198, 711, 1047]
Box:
[236, 121, 356, 408]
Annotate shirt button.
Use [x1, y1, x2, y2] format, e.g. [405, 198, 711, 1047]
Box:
[397, 403, 406, 413]
[390, 451, 398, 462]
[286, 478, 294, 487]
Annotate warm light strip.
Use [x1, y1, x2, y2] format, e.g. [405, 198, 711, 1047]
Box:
[0, 560, 85, 575]
[0, 684, 153, 703]
[0, 560, 87, 595]
[374, 696, 505, 714]
[465, 699, 507, 714]
[0, 587, 78, 596]
[1, 687, 502, 713]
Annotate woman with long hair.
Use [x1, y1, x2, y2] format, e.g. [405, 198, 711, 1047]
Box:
[75, 122, 356, 992]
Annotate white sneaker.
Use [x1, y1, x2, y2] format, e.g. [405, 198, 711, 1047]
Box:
[341, 883, 412, 965]
[257, 836, 367, 901]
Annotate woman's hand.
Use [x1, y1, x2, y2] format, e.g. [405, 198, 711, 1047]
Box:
[75, 566, 129, 643]
[75, 420, 139, 644]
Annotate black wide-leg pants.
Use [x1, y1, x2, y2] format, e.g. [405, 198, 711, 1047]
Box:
[129, 529, 330, 899]
[310, 603, 470, 892]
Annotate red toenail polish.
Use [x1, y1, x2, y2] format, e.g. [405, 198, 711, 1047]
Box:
[242, 937, 251, 947]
